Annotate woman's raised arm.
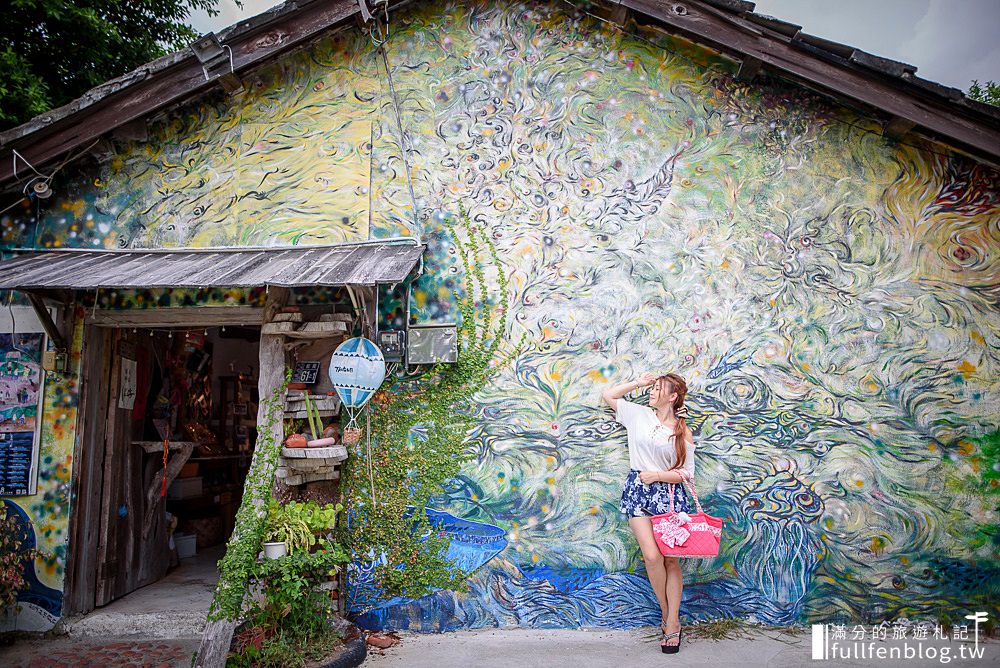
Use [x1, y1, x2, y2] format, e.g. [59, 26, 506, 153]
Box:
[602, 372, 657, 410]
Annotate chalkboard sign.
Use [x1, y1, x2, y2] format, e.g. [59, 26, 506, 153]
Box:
[291, 361, 321, 385]
[0, 432, 36, 496]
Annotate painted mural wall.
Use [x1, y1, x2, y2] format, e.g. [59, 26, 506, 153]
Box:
[1, 0, 998, 630]
[0, 313, 80, 631]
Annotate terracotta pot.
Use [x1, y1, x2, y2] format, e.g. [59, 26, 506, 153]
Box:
[343, 427, 362, 445]
[288, 382, 308, 391]
[284, 433, 308, 448]
[307, 437, 337, 448]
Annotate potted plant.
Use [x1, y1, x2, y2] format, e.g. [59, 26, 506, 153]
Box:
[304, 394, 337, 447]
[262, 499, 314, 558]
[284, 419, 308, 449]
[231, 538, 358, 667]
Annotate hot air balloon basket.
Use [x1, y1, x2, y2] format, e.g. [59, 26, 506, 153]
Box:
[343, 427, 362, 446]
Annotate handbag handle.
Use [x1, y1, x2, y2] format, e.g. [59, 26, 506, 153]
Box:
[668, 469, 703, 515]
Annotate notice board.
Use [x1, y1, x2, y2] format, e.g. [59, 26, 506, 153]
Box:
[0, 306, 50, 496]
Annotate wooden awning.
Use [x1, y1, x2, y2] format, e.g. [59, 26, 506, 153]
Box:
[0, 242, 424, 290]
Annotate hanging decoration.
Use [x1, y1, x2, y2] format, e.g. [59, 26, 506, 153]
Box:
[328, 337, 386, 445]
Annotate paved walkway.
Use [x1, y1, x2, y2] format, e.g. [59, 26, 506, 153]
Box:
[0, 548, 219, 667]
[364, 627, 1000, 668]
[3, 625, 997, 667]
[0, 636, 199, 668]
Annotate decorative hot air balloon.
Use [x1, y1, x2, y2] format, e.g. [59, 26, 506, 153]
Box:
[328, 337, 386, 445]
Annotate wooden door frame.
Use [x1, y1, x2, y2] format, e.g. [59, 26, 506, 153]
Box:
[62, 325, 112, 616]
[63, 306, 267, 616]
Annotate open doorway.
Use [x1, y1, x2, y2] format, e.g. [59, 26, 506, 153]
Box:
[64, 323, 260, 617]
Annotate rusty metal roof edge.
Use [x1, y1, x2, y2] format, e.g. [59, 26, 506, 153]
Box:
[4, 240, 425, 255]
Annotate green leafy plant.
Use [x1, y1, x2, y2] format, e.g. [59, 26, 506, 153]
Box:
[0, 504, 40, 609]
[263, 500, 343, 553]
[968, 79, 1000, 107]
[303, 393, 321, 441]
[208, 370, 291, 622]
[284, 418, 306, 438]
[290, 501, 344, 535]
[340, 202, 523, 604]
[228, 539, 349, 668]
[263, 499, 314, 554]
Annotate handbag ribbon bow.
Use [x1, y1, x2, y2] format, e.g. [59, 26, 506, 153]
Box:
[653, 512, 692, 548]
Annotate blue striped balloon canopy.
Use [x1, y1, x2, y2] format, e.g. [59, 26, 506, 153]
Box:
[328, 337, 386, 409]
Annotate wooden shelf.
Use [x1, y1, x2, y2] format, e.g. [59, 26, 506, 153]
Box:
[132, 440, 198, 453]
[188, 455, 247, 462]
[284, 409, 339, 418]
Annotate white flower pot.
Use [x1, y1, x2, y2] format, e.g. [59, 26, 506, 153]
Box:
[263, 541, 287, 559]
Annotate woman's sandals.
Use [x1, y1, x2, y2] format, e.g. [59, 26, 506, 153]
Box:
[660, 623, 682, 654]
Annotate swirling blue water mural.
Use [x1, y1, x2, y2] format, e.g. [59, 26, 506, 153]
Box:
[1, 0, 998, 630]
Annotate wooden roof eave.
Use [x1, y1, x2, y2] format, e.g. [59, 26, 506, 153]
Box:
[1, 0, 999, 187]
[0, 0, 401, 186]
[621, 0, 1000, 166]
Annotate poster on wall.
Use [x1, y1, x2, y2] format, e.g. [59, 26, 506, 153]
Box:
[118, 357, 137, 410]
[0, 306, 49, 497]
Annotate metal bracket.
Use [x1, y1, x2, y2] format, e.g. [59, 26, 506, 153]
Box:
[358, 0, 373, 23]
[190, 33, 244, 94]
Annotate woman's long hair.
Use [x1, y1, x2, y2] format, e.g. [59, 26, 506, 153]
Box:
[657, 373, 688, 470]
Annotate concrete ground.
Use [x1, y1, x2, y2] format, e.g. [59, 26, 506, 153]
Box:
[3, 625, 997, 667]
[61, 544, 222, 639]
[0, 545, 220, 667]
[364, 627, 1000, 668]
[4, 552, 998, 668]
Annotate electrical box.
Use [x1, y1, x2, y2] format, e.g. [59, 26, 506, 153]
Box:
[406, 324, 458, 364]
[42, 350, 68, 373]
[377, 330, 405, 362]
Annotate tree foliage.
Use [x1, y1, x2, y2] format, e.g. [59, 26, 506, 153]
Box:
[968, 79, 1000, 107]
[0, 1, 228, 130]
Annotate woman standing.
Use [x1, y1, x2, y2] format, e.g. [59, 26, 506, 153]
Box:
[602, 372, 695, 654]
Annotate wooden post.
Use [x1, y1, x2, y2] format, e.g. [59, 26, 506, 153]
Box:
[195, 287, 288, 668]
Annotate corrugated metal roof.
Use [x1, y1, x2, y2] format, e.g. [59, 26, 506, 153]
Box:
[0, 243, 424, 290]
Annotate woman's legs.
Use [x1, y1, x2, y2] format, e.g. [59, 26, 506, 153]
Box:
[662, 556, 683, 647]
[628, 518, 671, 645]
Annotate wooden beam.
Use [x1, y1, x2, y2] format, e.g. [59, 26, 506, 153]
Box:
[607, 3, 631, 26]
[621, 0, 1000, 163]
[25, 292, 66, 349]
[87, 306, 263, 328]
[141, 443, 194, 541]
[883, 115, 917, 140]
[195, 286, 288, 668]
[736, 55, 763, 81]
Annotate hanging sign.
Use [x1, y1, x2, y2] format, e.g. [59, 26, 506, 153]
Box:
[327, 337, 386, 408]
[118, 357, 137, 410]
[291, 361, 322, 385]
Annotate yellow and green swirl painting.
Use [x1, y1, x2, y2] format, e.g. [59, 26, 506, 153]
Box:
[1, 0, 998, 629]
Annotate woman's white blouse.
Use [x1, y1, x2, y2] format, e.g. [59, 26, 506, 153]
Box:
[615, 399, 695, 479]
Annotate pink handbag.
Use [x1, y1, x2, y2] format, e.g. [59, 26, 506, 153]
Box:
[649, 471, 724, 558]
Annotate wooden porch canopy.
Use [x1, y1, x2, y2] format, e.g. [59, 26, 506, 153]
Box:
[0, 241, 424, 348]
[0, 242, 425, 291]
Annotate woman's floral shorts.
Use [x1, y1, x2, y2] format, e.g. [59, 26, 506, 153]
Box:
[619, 469, 692, 518]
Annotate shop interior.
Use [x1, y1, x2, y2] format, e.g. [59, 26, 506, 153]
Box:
[150, 325, 261, 564]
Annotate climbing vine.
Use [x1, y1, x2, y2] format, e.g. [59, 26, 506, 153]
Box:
[340, 203, 522, 602]
[208, 370, 291, 622]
